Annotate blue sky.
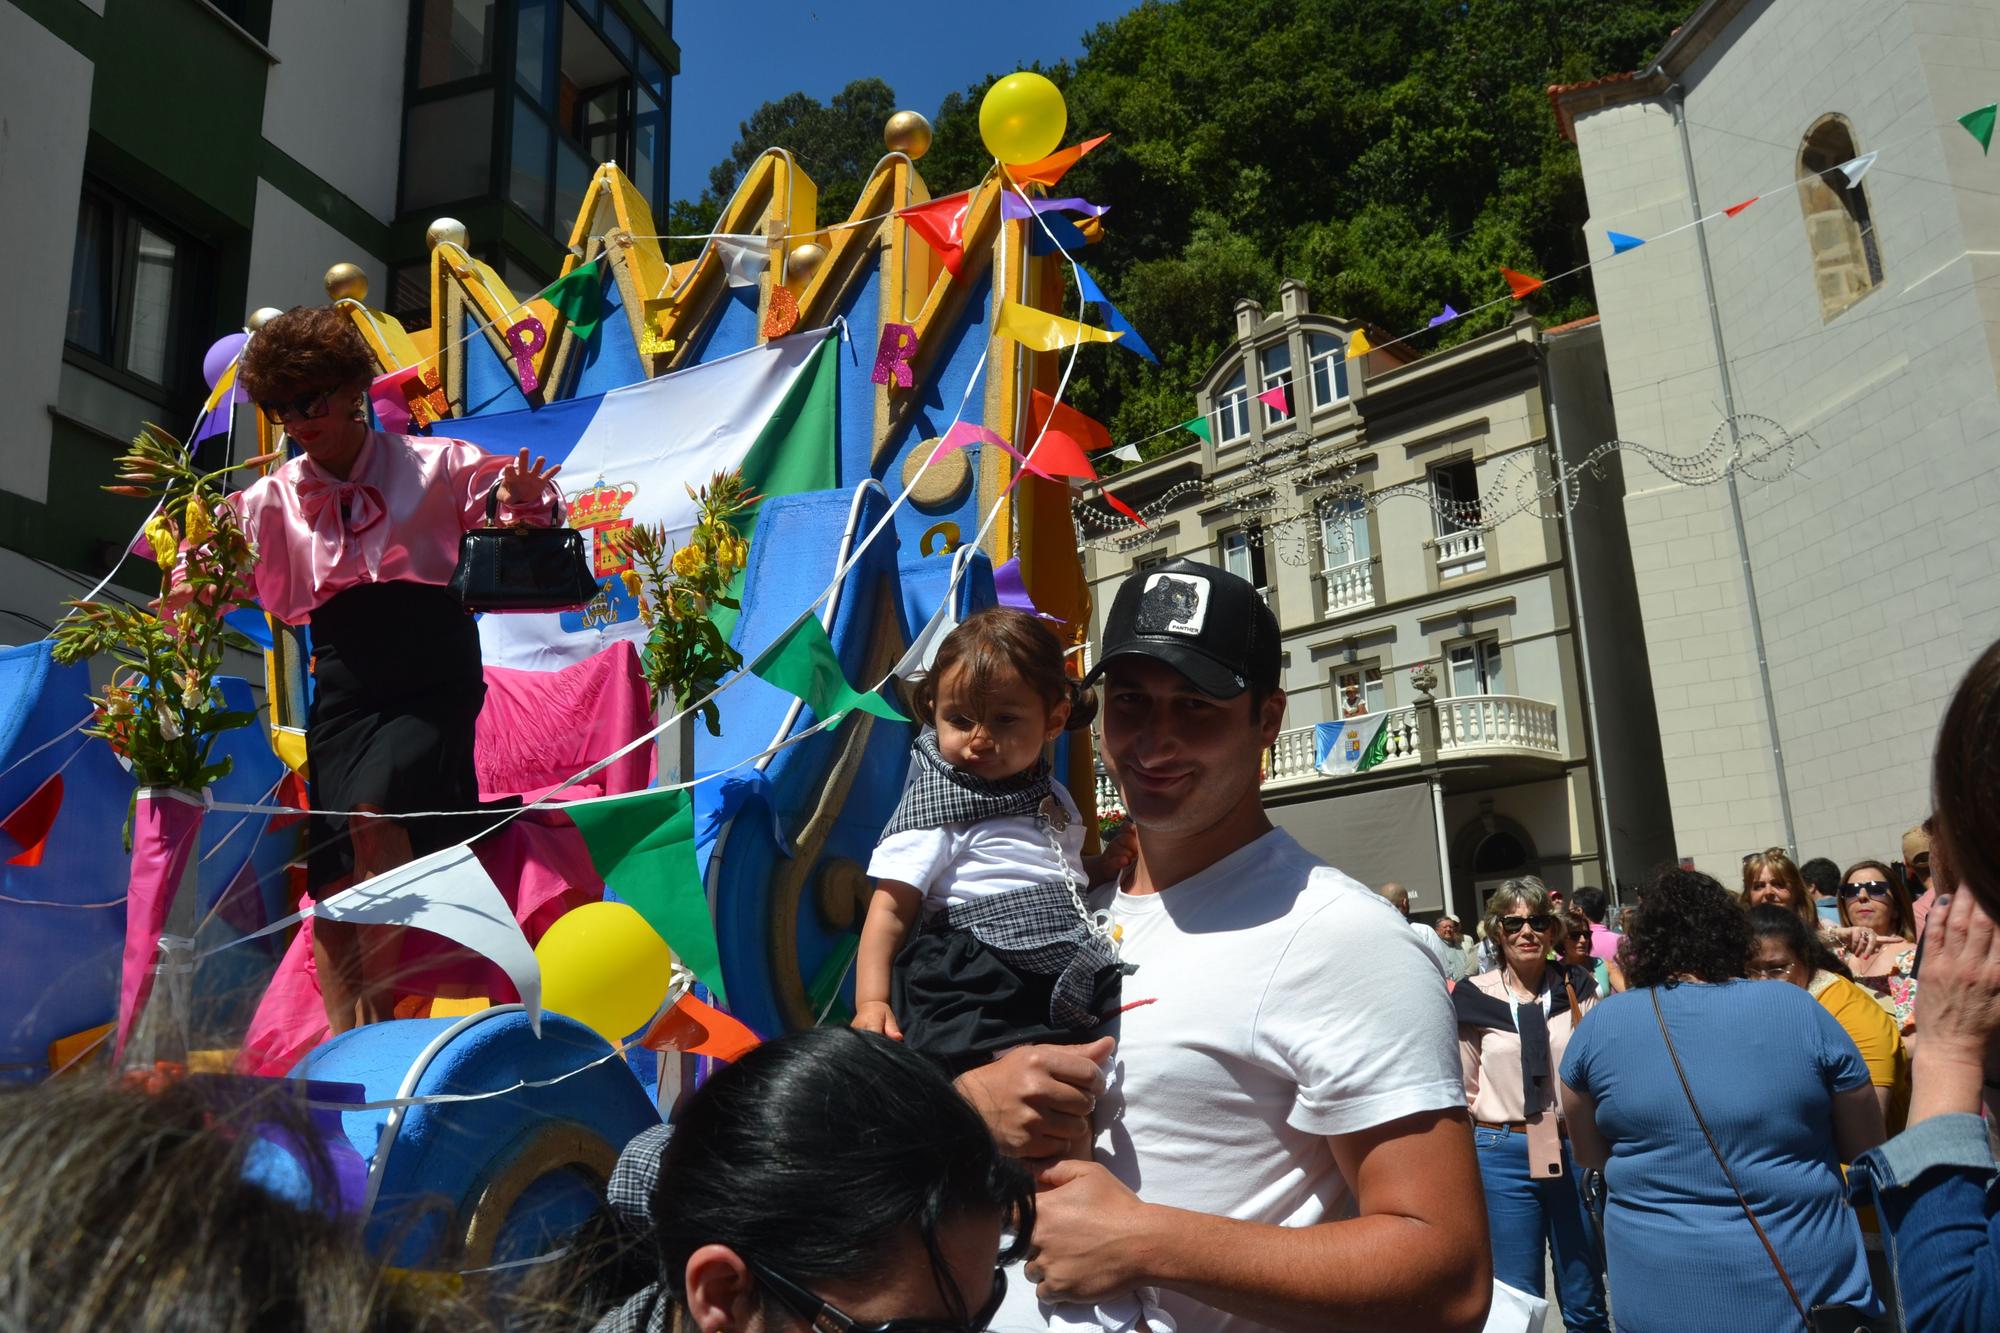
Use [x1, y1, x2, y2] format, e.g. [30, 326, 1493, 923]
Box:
[667, 0, 1138, 201]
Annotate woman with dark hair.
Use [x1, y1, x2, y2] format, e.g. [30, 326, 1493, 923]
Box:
[1837, 858, 1920, 1037]
[1455, 878, 1607, 1330]
[1746, 905, 1905, 1123]
[213, 306, 561, 1032]
[1848, 639, 2000, 1332]
[1560, 869, 1885, 1331]
[534, 1026, 1033, 1333]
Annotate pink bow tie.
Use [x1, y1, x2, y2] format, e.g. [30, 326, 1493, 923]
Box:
[295, 476, 385, 537]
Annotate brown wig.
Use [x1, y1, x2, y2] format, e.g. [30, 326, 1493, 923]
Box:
[911, 608, 1094, 733]
[1740, 847, 1814, 928]
[240, 304, 375, 403]
[1838, 858, 1916, 941]
[1936, 639, 2000, 917]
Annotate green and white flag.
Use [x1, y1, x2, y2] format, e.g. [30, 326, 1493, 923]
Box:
[1315, 715, 1390, 776]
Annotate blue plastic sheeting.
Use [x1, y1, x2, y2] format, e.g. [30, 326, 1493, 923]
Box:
[461, 310, 533, 418]
[295, 1009, 660, 1267]
[0, 643, 133, 1080]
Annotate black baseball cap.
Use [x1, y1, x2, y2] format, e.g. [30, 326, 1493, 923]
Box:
[1082, 557, 1281, 698]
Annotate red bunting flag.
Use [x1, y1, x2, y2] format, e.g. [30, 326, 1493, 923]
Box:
[1256, 385, 1289, 415]
[641, 989, 761, 1062]
[1500, 267, 1545, 300]
[1723, 197, 1759, 218]
[897, 193, 975, 276]
[1007, 134, 1111, 189]
[1104, 489, 1148, 528]
[1029, 389, 1113, 452]
[2, 773, 62, 867]
[271, 769, 310, 830]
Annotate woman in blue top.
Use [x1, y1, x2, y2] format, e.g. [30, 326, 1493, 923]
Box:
[1560, 868, 1886, 1332]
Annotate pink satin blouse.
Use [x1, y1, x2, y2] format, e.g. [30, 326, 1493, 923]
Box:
[231, 431, 551, 625]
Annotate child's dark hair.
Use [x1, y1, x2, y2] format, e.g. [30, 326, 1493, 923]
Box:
[912, 607, 1096, 732]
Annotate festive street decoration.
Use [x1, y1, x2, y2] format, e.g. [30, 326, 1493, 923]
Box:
[1962, 103, 1998, 154]
[565, 787, 721, 1001]
[1607, 231, 1646, 254]
[503, 316, 548, 394]
[897, 193, 975, 276]
[750, 613, 909, 729]
[1428, 305, 1460, 328]
[1006, 133, 1109, 187]
[996, 301, 1122, 352]
[1347, 330, 1373, 360]
[1724, 197, 1759, 217]
[533, 900, 673, 1042]
[1837, 151, 1877, 187]
[546, 261, 605, 340]
[1256, 386, 1289, 415]
[1075, 266, 1157, 362]
[1, 774, 63, 868]
[713, 235, 771, 288]
[1001, 194, 1110, 221]
[762, 284, 800, 338]
[1501, 267, 1545, 300]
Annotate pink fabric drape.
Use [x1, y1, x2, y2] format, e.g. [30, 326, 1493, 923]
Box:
[475, 641, 653, 803]
[117, 788, 206, 1060]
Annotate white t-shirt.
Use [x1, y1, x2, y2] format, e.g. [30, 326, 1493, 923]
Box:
[992, 828, 1464, 1333]
[1408, 918, 1452, 974]
[865, 782, 1086, 909]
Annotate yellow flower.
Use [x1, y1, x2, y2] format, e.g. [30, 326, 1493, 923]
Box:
[620, 569, 643, 599]
[143, 516, 178, 568]
[670, 544, 706, 579]
[183, 498, 213, 546]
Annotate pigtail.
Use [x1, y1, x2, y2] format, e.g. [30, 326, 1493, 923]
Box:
[1064, 681, 1098, 731]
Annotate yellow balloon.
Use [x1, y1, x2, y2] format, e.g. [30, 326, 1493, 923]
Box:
[535, 901, 673, 1042]
[979, 72, 1068, 165]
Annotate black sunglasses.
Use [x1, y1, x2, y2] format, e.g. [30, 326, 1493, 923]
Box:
[256, 387, 340, 427]
[747, 1256, 1008, 1333]
[1840, 881, 1893, 900]
[1499, 913, 1557, 935]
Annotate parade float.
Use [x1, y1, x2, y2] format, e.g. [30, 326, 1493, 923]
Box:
[0, 76, 1126, 1270]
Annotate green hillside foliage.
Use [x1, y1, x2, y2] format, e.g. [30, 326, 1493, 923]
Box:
[678, 0, 1689, 456]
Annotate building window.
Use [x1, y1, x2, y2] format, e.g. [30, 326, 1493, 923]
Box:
[64, 185, 210, 401]
[1216, 367, 1249, 442]
[1318, 492, 1373, 615]
[1446, 638, 1505, 698]
[1430, 458, 1486, 577]
[1335, 663, 1384, 718]
[1306, 332, 1347, 409]
[1260, 342, 1293, 426]
[415, 0, 495, 88]
[1798, 116, 1883, 322]
[1220, 527, 1268, 602]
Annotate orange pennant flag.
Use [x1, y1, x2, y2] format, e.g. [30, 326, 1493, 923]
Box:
[1030, 389, 1114, 451]
[1006, 134, 1111, 189]
[1499, 267, 1545, 300]
[1723, 196, 1759, 218]
[640, 990, 761, 1062]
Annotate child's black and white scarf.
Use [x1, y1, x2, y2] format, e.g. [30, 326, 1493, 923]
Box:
[881, 728, 1058, 837]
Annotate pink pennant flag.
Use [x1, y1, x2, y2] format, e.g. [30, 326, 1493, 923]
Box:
[930, 422, 1009, 463]
[1256, 385, 1289, 415]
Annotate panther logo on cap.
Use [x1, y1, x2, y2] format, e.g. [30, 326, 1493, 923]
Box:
[1137, 573, 1209, 637]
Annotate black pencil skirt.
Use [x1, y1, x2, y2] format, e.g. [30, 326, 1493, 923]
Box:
[304, 581, 487, 895]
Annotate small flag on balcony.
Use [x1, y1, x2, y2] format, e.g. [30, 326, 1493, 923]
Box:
[1314, 715, 1389, 777]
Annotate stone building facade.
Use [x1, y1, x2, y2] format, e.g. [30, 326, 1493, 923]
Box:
[1553, 0, 2000, 874]
[1079, 281, 1675, 920]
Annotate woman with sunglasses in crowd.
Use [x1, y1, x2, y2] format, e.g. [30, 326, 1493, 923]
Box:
[531, 1026, 1032, 1333]
[1839, 859, 1920, 1041]
[205, 307, 561, 1033]
[1454, 878, 1608, 1330]
[1742, 846, 1884, 962]
[1560, 868, 1885, 1332]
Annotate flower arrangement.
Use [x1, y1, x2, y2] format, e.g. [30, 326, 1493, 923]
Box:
[50, 424, 272, 789]
[617, 470, 758, 735]
[1408, 662, 1439, 696]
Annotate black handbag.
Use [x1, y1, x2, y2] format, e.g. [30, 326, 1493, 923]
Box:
[448, 486, 600, 613]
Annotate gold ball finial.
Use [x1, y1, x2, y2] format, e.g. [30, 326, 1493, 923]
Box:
[245, 306, 285, 333]
[323, 262, 368, 302]
[788, 242, 827, 284]
[884, 110, 933, 160]
[425, 217, 469, 252]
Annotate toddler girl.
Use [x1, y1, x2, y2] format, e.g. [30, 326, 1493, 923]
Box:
[853, 607, 1130, 1078]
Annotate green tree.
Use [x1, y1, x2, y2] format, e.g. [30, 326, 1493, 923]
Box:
[676, 1, 1689, 453]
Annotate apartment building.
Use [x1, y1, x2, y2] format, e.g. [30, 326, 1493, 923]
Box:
[1081, 281, 1675, 920]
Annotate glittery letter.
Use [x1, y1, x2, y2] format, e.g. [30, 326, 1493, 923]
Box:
[872, 322, 918, 388]
[503, 317, 547, 394]
[763, 286, 800, 339]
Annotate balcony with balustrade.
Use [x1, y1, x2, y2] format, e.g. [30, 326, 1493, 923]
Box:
[1097, 693, 1565, 814]
[1317, 558, 1375, 617]
[1428, 528, 1487, 578]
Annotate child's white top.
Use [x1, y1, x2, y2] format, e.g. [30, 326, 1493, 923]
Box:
[867, 781, 1086, 910]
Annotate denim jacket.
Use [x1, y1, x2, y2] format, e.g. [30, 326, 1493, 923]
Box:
[1849, 1114, 2000, 1332]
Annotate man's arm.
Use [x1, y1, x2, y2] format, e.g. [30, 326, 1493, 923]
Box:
[954, 1040, 1111, 1160]
[1025, 1107, 1491, 1333]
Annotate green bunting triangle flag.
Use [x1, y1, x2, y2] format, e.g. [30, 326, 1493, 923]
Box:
[546, 260, 604, 341]
[565, 787, 725, 1003]
[1961, 103, 1998, 155]
[751, 613, 909, 729]
[1183, 416, 1213, 443]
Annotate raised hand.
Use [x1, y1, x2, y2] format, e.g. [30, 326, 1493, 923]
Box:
[497, 447, 562, 508]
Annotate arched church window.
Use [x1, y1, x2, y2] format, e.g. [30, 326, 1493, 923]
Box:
[1797, 115, 1883, 321]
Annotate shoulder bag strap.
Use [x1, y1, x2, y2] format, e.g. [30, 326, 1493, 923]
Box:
[1651, 986, 1810, 1329]
[1565, 974, 1584, 1025]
